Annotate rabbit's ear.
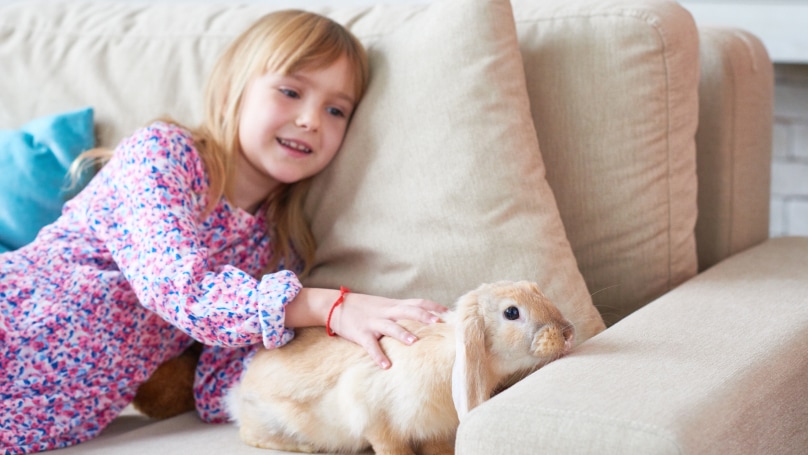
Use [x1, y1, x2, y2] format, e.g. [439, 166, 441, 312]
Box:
[451, 290, 491, 421]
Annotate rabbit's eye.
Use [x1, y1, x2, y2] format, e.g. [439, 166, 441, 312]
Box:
[503, 306, 520, 320]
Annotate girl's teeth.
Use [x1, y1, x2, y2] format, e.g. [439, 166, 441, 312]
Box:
[279, 138, 311, 153]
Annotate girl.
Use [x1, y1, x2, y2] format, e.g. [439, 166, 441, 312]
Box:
[0, 10, 445, 454]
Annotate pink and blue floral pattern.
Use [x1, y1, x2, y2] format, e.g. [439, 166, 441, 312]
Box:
[0, 122, 301, 454]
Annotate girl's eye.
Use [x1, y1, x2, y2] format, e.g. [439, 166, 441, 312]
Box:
[503, 306, 520, 321]
[327, 107, 346, 118]
[279, 88, 299, 99]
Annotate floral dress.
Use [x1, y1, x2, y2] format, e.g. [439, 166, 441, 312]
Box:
[0, 122, 302, 455]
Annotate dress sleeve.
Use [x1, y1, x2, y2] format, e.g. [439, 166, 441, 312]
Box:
[88, 124, 297, 349]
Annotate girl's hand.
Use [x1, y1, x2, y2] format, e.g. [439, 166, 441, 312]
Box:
[286, 288, 447, 369]
[328, 292, 447, 369]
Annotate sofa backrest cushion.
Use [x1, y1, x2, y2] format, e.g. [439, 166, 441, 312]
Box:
[304, 0, 605, 341]
[511, 0, 701, 324]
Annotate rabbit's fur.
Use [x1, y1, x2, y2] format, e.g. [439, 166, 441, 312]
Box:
[226, 280, 574, 454]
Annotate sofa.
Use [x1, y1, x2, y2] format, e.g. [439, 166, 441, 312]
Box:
[1, 0, 806, 453]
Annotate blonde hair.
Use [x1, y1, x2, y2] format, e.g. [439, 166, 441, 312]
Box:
[71, 10, 369, 277]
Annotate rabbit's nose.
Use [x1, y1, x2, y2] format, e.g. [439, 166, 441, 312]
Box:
[532, 325, 567, 357]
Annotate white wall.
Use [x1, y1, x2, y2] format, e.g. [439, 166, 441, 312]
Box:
[680, 1, 808, 64]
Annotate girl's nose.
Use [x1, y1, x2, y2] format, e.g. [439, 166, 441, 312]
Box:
[295, 108, 320, 131]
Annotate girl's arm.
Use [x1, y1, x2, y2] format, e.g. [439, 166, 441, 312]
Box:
[90, 124, 297, 348]
[93, 123, 445, 358]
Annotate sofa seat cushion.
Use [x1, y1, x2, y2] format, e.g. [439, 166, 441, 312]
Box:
[31, 410, 260, 455]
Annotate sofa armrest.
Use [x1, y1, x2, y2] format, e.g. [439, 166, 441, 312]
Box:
[695, 26, 774, 272]
[457, 237, 808, 454]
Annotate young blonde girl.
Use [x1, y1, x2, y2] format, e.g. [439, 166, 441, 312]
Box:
[0, 10, 443, 454]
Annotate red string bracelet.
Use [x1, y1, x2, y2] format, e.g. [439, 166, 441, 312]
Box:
[326, 286, 350, 337]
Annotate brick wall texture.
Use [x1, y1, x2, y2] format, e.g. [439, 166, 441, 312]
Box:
[771, 64, 808, 237]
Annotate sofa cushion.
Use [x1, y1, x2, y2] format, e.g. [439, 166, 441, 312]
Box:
[303, 0, 606, 342]
[511, 0, 701, 325]
[0, 107, 94, 253]
[695, 26, 774, 271]
[0, 0, 605, 341]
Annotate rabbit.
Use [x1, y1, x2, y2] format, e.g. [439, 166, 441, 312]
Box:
[225, 280, 575, 455]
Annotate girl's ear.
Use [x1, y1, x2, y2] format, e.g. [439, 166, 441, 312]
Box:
[451, 290, 492, 421]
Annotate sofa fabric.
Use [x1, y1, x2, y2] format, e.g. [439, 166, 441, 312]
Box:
[36, 411, 261, 455]
[694, 26, 774, 272]
[0, 1, 236, 146]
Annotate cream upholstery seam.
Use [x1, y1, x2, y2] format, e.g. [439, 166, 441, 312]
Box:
[727, 33, 738, 260]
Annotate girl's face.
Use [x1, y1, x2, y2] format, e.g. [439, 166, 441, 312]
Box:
[235, 55, 357, 209]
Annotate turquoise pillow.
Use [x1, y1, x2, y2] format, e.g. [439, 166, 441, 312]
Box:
[0, 107, 95, 253]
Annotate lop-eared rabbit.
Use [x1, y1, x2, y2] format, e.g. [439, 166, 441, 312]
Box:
[227, 280, 574, 455]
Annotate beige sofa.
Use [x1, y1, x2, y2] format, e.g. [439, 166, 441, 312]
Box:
[1, 0, 806, 453]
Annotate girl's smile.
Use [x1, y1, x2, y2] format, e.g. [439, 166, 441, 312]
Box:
[277, 137, 313, 155]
